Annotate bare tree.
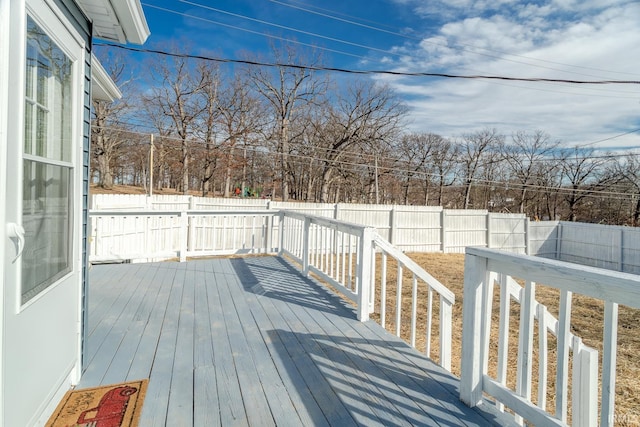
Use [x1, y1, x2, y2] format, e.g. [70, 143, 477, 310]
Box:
[503, 130, 560, 213]
[217, 74, 265, 197]
[612, 154, 640, 225]
[246, 44, 326, 201]
[91, 59, 134, 189]
[396, 133, 433, 205]
[316, 80, 406, 203]
[560, 146, 612, 221]
[144, 54, 207, 194]
[428, 136, 457, 206]
[458, 128, 504, 209]
[193, 62, 221, 196]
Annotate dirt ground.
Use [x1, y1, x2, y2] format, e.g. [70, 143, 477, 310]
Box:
[368, 252, 640, 426]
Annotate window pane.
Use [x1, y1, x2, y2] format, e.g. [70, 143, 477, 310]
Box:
[21, 160, 72, 304]
[25, 16, 72, 163]
[22, 16, 75, 304]
[24, 100, 34, 154]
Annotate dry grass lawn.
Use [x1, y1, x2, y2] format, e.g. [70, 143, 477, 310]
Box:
[365, 253, 640, 426]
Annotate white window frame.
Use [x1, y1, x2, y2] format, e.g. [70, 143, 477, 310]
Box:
[17, 1, 85, 310]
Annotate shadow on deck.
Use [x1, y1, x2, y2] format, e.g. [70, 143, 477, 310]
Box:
[80, 256, 513, 426]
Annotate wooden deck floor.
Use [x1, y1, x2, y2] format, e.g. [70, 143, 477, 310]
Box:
[80, 256, 513, 426]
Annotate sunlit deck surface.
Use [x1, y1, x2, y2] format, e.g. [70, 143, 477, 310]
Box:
[80, 256, 512, 426]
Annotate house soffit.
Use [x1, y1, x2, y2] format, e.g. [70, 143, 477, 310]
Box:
[77, 0, 149, 45]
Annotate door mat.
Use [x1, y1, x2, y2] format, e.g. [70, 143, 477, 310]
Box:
[46, 379, 148, 427]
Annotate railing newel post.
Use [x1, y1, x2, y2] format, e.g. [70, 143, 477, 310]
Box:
[460, 251, 487, 407]
[357, 227, 374, 322]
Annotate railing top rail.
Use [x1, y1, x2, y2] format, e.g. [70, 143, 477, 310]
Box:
[374, 235, 455, 304]
[89, 209, 279, 217]
[280, 210, 369, 235]
[467, 246, 640, 309]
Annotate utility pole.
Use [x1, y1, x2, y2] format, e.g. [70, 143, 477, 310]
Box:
[149, 134, 154, 197]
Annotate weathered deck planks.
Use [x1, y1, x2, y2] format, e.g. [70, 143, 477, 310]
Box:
[80, 256, 515, 426]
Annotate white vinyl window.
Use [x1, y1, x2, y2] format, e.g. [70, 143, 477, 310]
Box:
[22, 15, 74, 304]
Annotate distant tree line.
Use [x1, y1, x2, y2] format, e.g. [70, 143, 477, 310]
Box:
[91, 46, 640, 226]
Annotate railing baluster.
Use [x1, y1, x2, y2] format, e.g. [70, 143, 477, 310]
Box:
[601, 301, 619, 427]
[537, 303, 548, 411]
[516, 280, 536, 417]
[426, 286, 433, 358]
[340, 232, 346, 285]
[348, 234, 354, 291]
[556, 289, 573, 423]
[380, 252, 387, 328]
[369, 245, 376, 312]
[440, 296, 452, 371]
[496, 273, 510, 413]
[410, 274, 418, 347]
[396, 263, 403, 337]
[572, 336, 598, 426]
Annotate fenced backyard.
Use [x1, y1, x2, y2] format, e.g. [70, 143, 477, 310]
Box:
[87, 194, 640, 426]
[91, 194, 640, 274]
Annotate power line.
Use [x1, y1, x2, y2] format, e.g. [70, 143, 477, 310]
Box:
[94, 43, 640, 85]
[141, 3, 368, 60]
[91, 124, 640, 200]
[147, 0, 640, 84]
[177, 0, 401, 58]
[267, 0, 640, 80]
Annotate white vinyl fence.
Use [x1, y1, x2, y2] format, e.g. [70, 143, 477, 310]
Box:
[90, 194, 527, 257]
[90, 194, 640, 274]
[528, 221, 640, 274]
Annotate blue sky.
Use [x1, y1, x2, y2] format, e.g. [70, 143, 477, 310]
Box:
[119, 0, 640, 150]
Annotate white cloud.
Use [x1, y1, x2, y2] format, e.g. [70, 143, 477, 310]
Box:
[382, 0, 640, 149]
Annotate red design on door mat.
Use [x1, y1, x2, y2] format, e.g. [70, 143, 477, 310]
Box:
[76, 386, 138, 427]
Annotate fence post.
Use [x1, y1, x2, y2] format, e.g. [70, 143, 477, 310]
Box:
[441, 210, 447, 253]
[179, 211, 188, 262]
[619, 227, 624, 272]
[460, 251, 488, 407]
[389, 206, 396, 244]
[555, 222, 563, 261]
[525, 217, 531, 255]
[187, 198, 196, 253]
[486, 213, 492, 249]
[334, 203, 339, 220]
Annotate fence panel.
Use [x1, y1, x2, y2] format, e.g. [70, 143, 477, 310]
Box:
[391, 206, 443, 252]
[621, 227, 640, 274]
[558, 222, 622, 271]
[489, 213, 527, 253]
[443, 210, 488, 253]
[335, 204, 394, 240]
[528, 221, 560, 258]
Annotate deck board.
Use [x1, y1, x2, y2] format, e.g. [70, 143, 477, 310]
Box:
[81, 256, 516, 427]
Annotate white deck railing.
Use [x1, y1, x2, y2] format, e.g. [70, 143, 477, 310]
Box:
[460, 247, 640, 426]
[277, 211, 455, 369]
[89, 209, 456, 371]
[371, 236, 455, 370]
[89, 210, 277, 262]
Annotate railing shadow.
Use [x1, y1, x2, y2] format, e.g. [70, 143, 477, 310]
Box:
[229, 255, 357, 318]
[266, 328, 514, 426]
